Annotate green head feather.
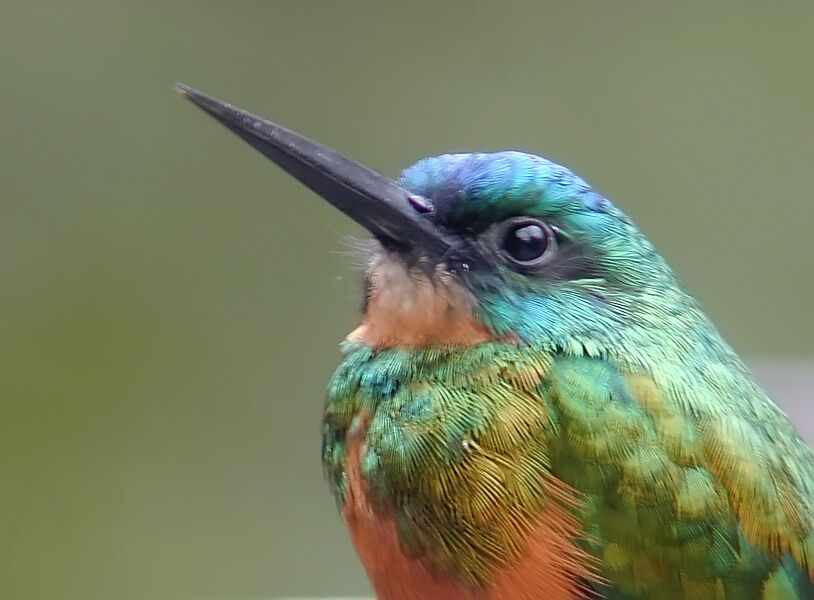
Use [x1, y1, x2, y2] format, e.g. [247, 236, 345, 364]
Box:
[321, 151, 814, 599]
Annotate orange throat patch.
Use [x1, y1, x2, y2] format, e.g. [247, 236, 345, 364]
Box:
[347, 254, 492, 348]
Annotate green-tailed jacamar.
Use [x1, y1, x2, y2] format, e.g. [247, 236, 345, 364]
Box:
[177, 85, 813, 600]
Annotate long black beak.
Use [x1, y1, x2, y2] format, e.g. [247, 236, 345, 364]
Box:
[175, 84, 456, 259]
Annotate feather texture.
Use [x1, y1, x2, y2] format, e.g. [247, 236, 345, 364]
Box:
[321, 152, 813, 599]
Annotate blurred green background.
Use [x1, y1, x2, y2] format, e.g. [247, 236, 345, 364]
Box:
[2, 2, 812, 599]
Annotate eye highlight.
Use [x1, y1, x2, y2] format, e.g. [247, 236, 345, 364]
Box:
[493, 217, 557, 269]
[504, 222, 548, 261]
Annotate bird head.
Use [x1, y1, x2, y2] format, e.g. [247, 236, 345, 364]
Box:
[178, 86, 697, 354]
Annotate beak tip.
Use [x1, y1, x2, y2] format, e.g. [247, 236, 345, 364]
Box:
[173, 82, 194, 97]
[174, 83, 225, 117]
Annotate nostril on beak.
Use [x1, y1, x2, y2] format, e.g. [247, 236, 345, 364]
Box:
[408, 194, 433, 214]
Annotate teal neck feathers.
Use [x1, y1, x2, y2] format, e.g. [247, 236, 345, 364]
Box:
[322, 151, 814, 599]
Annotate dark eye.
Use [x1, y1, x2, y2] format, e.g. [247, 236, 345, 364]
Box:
[499, 218, 557, 267]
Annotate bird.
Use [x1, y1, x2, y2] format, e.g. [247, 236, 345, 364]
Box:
[176, 84, 814, 600]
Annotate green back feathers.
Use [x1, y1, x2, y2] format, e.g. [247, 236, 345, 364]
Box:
[323, 341, 813, 599]
[322, 152, 813, 598]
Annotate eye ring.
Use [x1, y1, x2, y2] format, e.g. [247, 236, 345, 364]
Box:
[492, 217, 558, 269]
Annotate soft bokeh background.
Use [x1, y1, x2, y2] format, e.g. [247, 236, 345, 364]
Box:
[2, 2, 812, 599]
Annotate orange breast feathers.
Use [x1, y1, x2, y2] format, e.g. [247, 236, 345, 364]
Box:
[342, 415, 598, 600]
[347, 253, 492, 349]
